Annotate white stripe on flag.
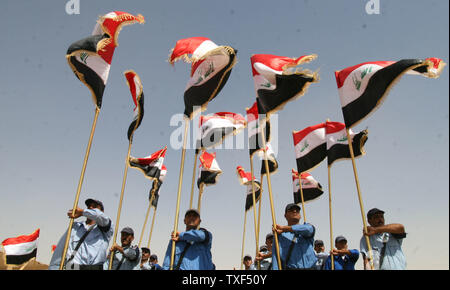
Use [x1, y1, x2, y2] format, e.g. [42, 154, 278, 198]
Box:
[294, 128, 326, 158]
[3, 240, 38, 256]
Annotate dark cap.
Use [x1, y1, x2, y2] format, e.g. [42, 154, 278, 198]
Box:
[243, 255, 252, 261]
[120, 227, 134, 236]
[367, 208, 385, 219]
[150, 254, 157, 260]
[185, 208, 200, 218]
[259, 245, 268, 252]
[314, 240, 324, 246]
[85, 198, 104, 211]
[265, 233, 274, 240]
[141, 247, 150, 253]
[335, 235, 347, 244]
[285, 203, 301, 213]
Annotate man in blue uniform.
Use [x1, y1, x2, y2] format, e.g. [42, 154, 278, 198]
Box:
[324, 235, 359, 270]
[271, 203, 317, 270]
[162, 209, 214, 270]
[104, 227, 140, 270]
[49, 198, 113, 270]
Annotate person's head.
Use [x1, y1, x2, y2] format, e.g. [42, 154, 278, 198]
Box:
[149, 254, 158, 264]
[141, 247, 150, 262]
[120, 227, 134, 247]
[85, 198, 104, 212]
[367, 208, 385, 227]
[265, 233, 274, 248]
[335, 236, 348, 250]
[243, 255, 252, 268]
[184, 209, 201, 230]
[314, 240, 325, 253]
[284, 203, 301, 225]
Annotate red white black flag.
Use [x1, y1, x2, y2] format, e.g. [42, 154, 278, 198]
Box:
[236, 166, 262, 211]
[149, 165, 167, 208]
[196, 112, 246, 150]
[259, 143, 278, 176]
[326, 121, 368, 167]
[246, 102, 271, 157]
[129, 146, 167, 181]
[292, 169, 323, 204]
[169, 37, 237, 119]
[293, 123, 327, 173]
[197, 151, 222, 190]
[124, 70, 144, 141]
[1, 229, 40, 265]
[251, 54, 318, 121]
[336, 58, 446, 128]
[66, 11, 145, 109]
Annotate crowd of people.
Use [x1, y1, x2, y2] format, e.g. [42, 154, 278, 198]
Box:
[48, 198, 407, 270]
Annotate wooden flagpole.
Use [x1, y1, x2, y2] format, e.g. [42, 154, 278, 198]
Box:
[256, 174, 263, 270]
[327, 166, 335, 270]
[147, 201, 158, 249]
[196, 184, 205, 213]
[240, 210, 248, 270]
[249, 156, 260, 270]
[189, 151, 199, 209]
[59, 107, 100, 270]
[138, 194, 155, 248]
[298, 172, 308, 223]
[259, 128, 282, 269]
[108, 139, 133, 270]
[170, 119, 190, 270]
[345, 128, 375, 270]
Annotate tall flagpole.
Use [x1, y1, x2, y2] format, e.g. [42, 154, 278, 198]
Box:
[298, 172, 308, 223]
[256, 174, 263, 270]
[170, 119, 190, 270]
[249, 156, 260, 270]
[189, 151, 199, 209]
[147, 204, 158, 249]
[240, 210, 248, 270]
[197, 184, 205, 213]
[345, 128, 374, 270]
[59, 107, 100, 270]
[138, 194, 155, 248]
[327, 166, 335, 270]
[260, 128, 282, 269]
[108, 139, 133, 270]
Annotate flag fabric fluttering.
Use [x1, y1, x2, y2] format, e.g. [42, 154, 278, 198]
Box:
[336, 58, 446, 128]
[251, 54, 319, 121]
[259, 143, 278, 176]
[247, 102, 271, 157]
[236, 166, 262, 211]
[168, 37, 238, 119]
[326, 121, 368, 167]
[197, 151, 223, 189]
[124, 70, 145, 141]
[149, 165, 167, 208]
[292, 169, 323, 204]
[66, 11, 145, 109]
[1, 229, 40, 265]
[196, 112, 246, 150]
[129, 146, 167, 181]
[293, 123, 327, 173]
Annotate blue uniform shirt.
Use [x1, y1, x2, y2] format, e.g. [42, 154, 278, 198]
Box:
[104, 245, 140, 270]
[360, 232, 407, 270]
[162, 228, 214, 270]
[48, 208, 113, 269]
[324, 249, 359, 270]
[271, 223, 317, 270]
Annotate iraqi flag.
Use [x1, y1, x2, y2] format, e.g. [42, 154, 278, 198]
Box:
[66, 11, 145, 109]
[197, 151, 222, 189]
[293, 123, 327, 173]
[149, 165, 167, 208]
[168, 37, 237, 119]
[326, 121, 368, 167]
[246, 102, 271, 157]
[236, 166, 262, 211]
[251, 54, 318, 121]
[196, 112, 246, 150]
[292, 169, 323, 204]
[259, 143, 278, 176]
[124, 70, 145, 141]
[129, 146, 167, 181]
[1, 229, 39, 265]
[336, 58, 446, 128]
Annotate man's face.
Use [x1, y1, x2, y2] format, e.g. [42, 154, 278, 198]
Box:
[314, 244, 325, 253]
[335, 241, 348, 251]
[368, 213, 385, 227]
[87, 203, 102, 212]
[150, 258, 157, 264]
[120, 232, 134, 247]
[184, 213, 201, 228]
[284, 208, 301, 224]
[142, 251, 150, 261]
[266, 237, 273, 249]
[244, 258, 252, 267]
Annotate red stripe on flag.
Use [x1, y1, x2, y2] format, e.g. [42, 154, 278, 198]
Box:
[293, 123, 326, 146]
[335, 61, 395, 88]
[325, 121, 346, 134]
[251, 54, 307, 76]
[2, 229, 40, 246]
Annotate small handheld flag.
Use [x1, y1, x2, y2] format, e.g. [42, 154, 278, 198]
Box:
[1, 229, 40, 265]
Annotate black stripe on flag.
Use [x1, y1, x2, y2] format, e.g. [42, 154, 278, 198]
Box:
[127, 92, 145, 141]
[294, 186, 323, 204]
[327, 130, 368, 166]
[296, 143, 327, 173]
[198, 127, 235, 149]
[197, 171, 220, 188]
[5, 248, 37, 265]
[245, 187, 261, 212]
[249, 121, 271, 157]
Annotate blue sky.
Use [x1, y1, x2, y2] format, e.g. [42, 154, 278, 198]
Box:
[0, 0, 448, 269]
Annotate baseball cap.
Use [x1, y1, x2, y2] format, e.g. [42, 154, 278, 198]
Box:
[185, 208, 200, 218]
[243, 255, 252, 260]
[265, 233, 274, 240]
[120, 227, 134, 236]
[335, 235, 347, 244]
[85, 198, 104, 211]
[367, 208, 385, 219]
[314, 240, 324, 246]
[150, 254, 157, 260]
[259, 245, 268, 252]
[141, 247, 150, 254]
[285, 203, 301, 213]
